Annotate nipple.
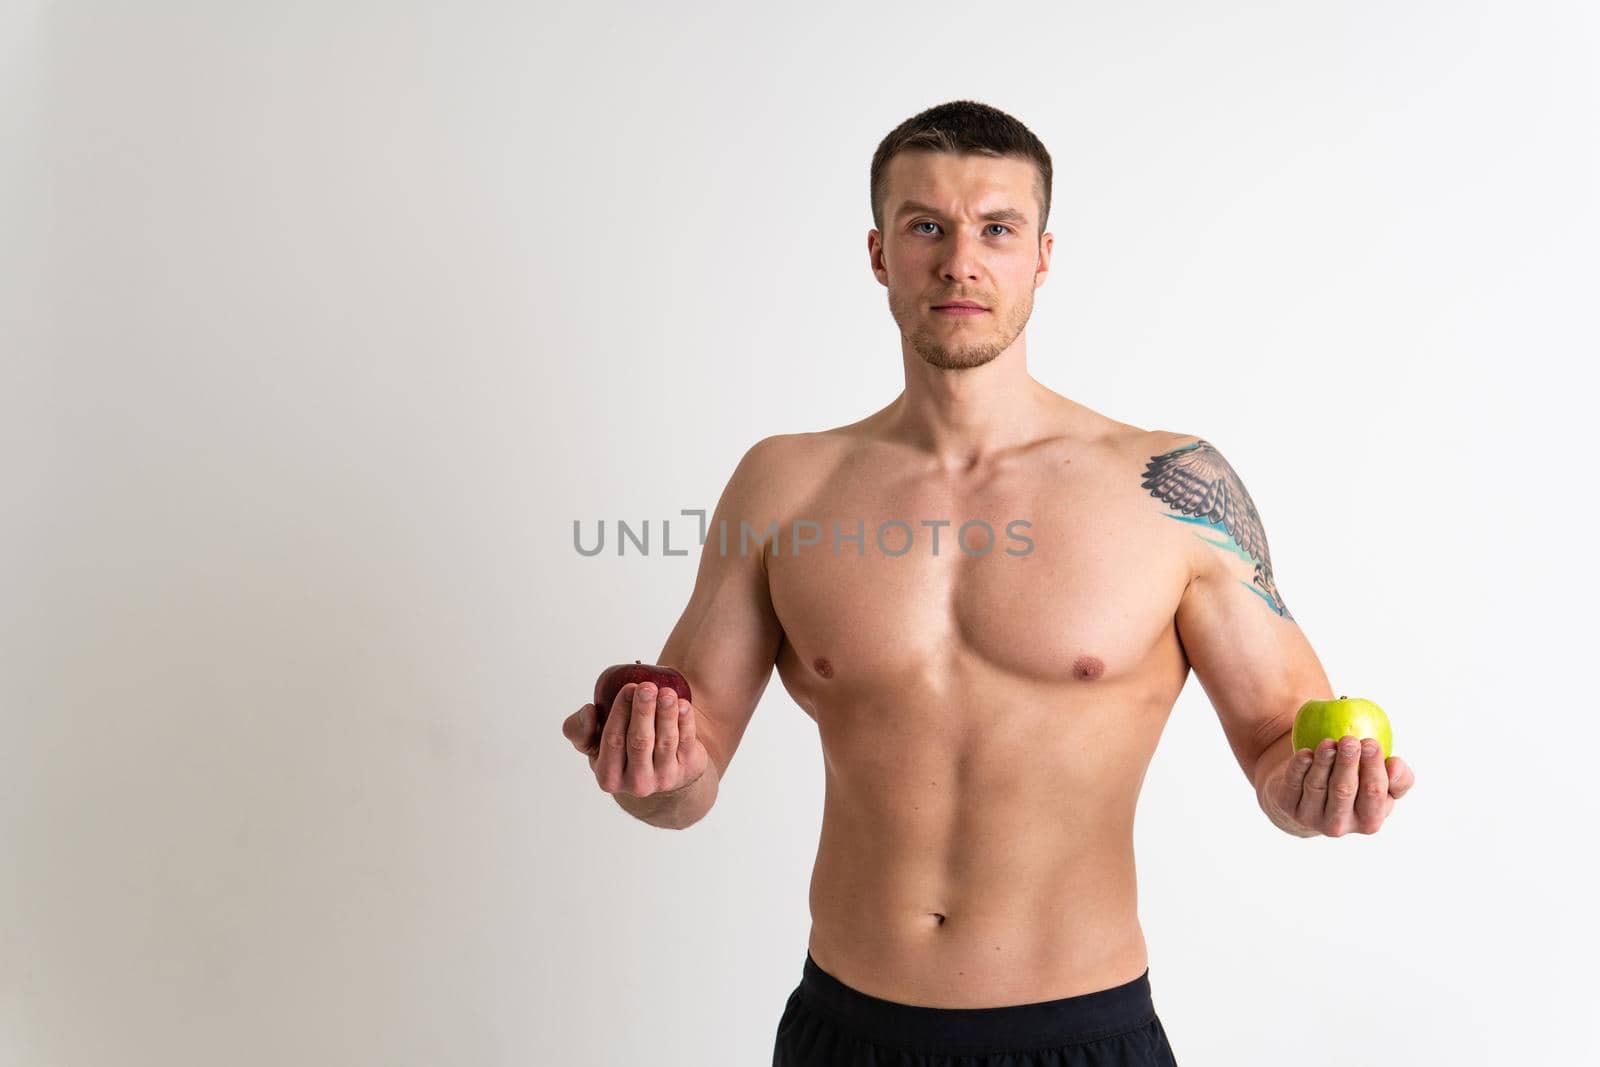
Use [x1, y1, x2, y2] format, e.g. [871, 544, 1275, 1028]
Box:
[813, 656, 835, 679]
[1072, 655, 1105, 681]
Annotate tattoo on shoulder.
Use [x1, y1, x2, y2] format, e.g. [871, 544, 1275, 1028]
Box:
[1140, 437, 1293, 621]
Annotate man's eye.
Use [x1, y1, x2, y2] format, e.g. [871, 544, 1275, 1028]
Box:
[911, 221, 1010, 236]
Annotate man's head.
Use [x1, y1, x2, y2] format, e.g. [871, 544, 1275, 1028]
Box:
[868, 100, 1054, 372]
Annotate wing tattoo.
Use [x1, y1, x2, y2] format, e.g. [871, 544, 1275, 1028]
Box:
[1141, 439, 1293, 621]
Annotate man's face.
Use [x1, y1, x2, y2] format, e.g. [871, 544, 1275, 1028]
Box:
[870, 151, 1052, 372]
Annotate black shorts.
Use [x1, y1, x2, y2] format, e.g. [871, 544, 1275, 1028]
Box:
[773, 952, 1179, 1066]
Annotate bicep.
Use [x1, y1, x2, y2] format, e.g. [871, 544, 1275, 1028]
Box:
[1164, 435, 1334, 783]
[656, 438, 787, 781]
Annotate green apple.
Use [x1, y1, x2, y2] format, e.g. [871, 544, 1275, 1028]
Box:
[1292, 695, 1392, 760]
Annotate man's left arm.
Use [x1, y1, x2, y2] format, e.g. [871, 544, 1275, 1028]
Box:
[1158, 435, 1417, 838]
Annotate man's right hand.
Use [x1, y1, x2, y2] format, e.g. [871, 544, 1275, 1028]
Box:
[562, 681, 710, 798]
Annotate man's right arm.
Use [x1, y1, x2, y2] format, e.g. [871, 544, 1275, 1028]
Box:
[608, 435, 790, 828]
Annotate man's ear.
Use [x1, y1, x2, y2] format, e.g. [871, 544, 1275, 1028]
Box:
[868, 230, 888, 282]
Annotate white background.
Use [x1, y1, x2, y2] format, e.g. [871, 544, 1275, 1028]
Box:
[3, 1, 1596, 1064]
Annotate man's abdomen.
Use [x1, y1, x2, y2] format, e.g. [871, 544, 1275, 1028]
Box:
[804, 756, 1153, 1010]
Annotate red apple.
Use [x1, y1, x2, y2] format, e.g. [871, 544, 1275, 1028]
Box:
[592, 660, 693, 733]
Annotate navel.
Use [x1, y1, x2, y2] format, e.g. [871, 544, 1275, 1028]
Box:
[1072, 654, 1105, 681]
[812, 656, 834, 679]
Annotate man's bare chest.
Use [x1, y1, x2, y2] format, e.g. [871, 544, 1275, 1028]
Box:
[762, 433, 1194, 705]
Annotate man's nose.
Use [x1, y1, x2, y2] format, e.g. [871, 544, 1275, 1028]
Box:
[937, 231, 983, 279]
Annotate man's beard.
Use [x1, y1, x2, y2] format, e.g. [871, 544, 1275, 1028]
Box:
[891, 290, 1031, 371]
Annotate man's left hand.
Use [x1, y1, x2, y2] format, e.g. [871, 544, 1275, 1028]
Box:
[1265, 735, 1416, 837]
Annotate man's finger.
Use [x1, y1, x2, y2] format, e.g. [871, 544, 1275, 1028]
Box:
[1386, 756, 1415, 800]
[1323, 735, 1362, 837]
[653, 688, 680, 779]
[1353, 739, 1391, 833]
[624, 682, 659, 795]
[583, 704, 604, 756]
[1284, 747, 1314, 794]
[1297, 738, 1337, 826]
[595, 683, 636, 791]
[678, 700, 700, 775]
[569, 704, 596, 752]
[1274, 747, 1313, 818]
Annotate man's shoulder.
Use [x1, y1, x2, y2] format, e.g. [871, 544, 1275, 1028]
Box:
[742, 428, 861, 474]
[737, 430, 841, 471]
[1128, 428, 1246, 590]
[1128, 427, 1208, 464]
[722, 432, 842, 517]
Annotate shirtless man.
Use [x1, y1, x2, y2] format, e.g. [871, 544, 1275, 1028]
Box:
[561, 100, 1416, 1066]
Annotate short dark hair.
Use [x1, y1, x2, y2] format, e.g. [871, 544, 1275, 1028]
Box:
[870, 99, 1053, 240]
